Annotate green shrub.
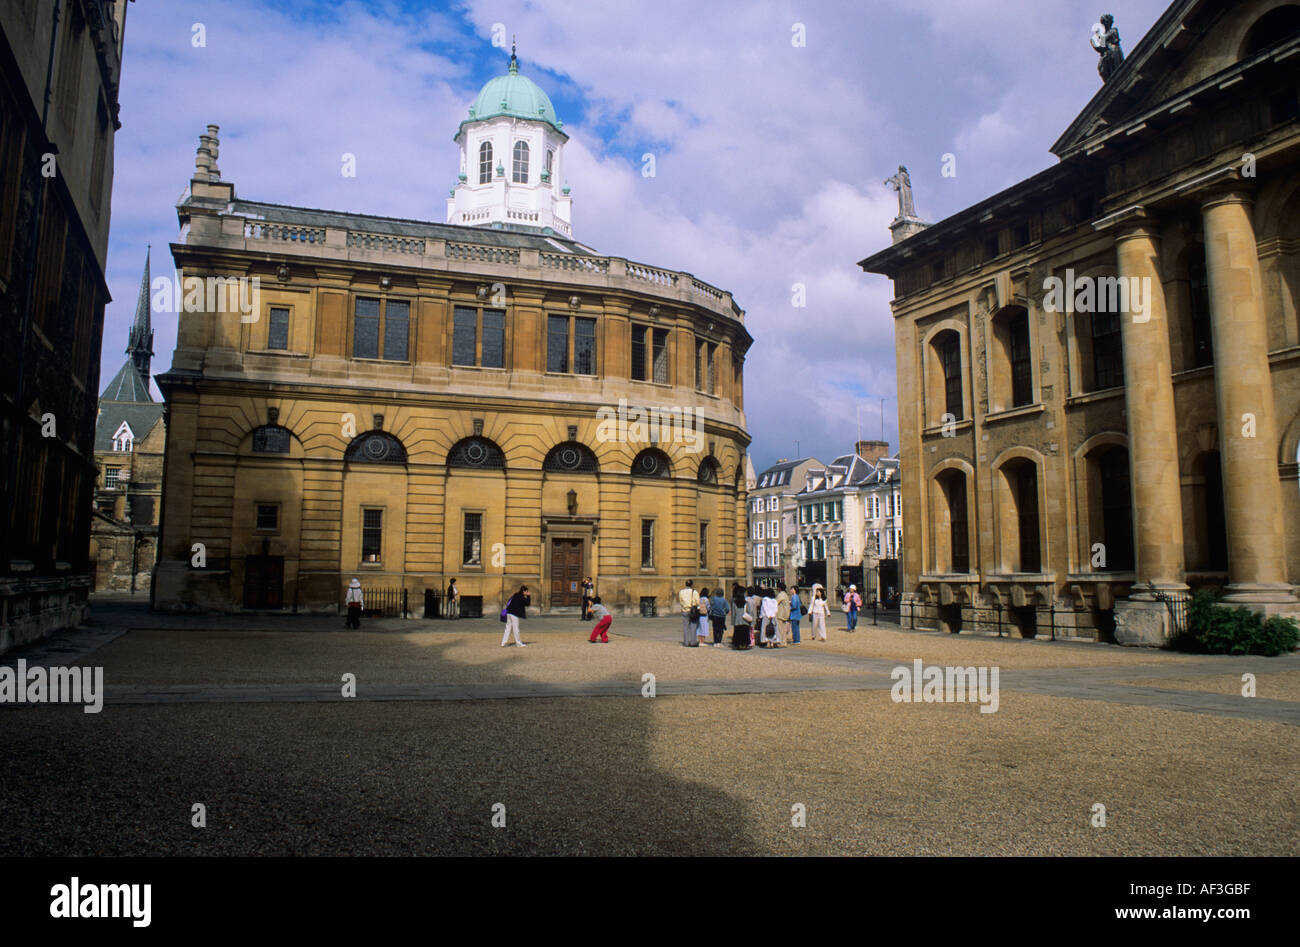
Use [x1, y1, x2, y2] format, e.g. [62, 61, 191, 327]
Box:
[1173, 589, 1300, 656]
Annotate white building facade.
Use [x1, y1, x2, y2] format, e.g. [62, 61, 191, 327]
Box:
[749, 457, 826, 587]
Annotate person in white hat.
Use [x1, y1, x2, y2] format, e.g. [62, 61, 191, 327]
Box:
[345, 578, 364, 629]
[843, 584, 862, 632]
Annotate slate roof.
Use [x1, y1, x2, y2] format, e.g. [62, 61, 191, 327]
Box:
[233, 199, 601, 254]
[95, 401, 163, 453]
[799, 453, 876, 494]
[754, 457, 820, 490]
[100, 361, 153, 402]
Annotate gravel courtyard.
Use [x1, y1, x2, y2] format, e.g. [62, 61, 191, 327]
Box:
[1, 599, 1296, 856]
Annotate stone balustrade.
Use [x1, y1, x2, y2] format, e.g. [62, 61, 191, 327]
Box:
[225, 215, 742, 322]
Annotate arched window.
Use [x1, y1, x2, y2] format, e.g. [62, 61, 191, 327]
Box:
[998, 457, 1040, 569]
[478, 141, 493, 184]
[990, 306, 1033, 411]
[631, 448, 672, 479]
[512, 141, 529, 183]
[933, 469, 970, 573]
[697, 457, 720, 484]
[926, 329, 964, 424]
[1096, 446, 1134, 571]
[345, 431, 407, 464]
[448, 436, 505, 470]
[543, 442, 599, 473]
[1241, 5, 1300, 59]
[545, 148, 554, 177]
[252, 424, 292, 454]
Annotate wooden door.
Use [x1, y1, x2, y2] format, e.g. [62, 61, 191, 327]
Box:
[244, 555, 284, 609]
[549, 539, 584, 606]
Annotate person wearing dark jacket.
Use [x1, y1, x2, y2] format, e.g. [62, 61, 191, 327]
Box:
[501, 585, 530, 647]
[708, 588, 730, 646]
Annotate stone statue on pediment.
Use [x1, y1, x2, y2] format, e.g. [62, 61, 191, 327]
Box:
[1092, 14, 1124, 82]
[885, 166, 917, 220]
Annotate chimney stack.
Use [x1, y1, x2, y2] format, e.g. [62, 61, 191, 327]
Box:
[855, 440, 890, 466]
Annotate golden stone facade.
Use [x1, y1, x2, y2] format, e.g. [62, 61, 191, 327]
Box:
[860, 0, 1300, 645]
[153, 129, 750, 616]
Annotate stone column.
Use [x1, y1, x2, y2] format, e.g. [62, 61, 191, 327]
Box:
[1109, 214, 1189, 644]
[1200, 189, 1298, 610]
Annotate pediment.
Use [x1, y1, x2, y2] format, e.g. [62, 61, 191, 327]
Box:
[1053, 0, 1300, 158]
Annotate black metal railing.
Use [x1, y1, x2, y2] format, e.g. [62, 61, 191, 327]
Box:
[357, 586, 409, 618]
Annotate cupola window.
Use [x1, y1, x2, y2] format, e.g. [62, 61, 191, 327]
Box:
[512, 141, 530, 183]
[478, 141, 493, 184]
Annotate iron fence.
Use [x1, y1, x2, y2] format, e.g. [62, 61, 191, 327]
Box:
[355, 586, 409, 618]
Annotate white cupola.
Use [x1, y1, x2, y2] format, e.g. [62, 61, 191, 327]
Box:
[446, 42, 573, 237]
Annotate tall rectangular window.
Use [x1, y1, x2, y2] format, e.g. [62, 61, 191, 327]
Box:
[695, 340, 716, 392]
[698, 522, 708, 569]
[481, 308, 505, 368]
[1009, 315, 1032, 407]
[104, 467, 120, 489]
[463, 512, 482, 566]
[574, 317, 596, 374]
[631, 325, 647, 380]
[547, 315, 568, 373]
[652, 328, 669, 383]
[268, 307, 289, 350]
[383, 299, 409, 361]
[641, 519, 654, 568]
[946, 478, 969, 573]
[940, 333, 962, 419]
[1091, 310, 1123, 390]
[353, 298, 380, 359]
[453, 306, 477, 366]
[362, 508, 383, 563]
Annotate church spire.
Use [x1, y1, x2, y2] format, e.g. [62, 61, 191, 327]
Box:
[127, 247, 153, 381]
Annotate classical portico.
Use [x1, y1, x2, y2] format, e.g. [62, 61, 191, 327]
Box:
[1200, 186, 1296, 611]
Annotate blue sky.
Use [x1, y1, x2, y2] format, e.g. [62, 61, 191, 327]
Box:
[102, 0, 1171, 471]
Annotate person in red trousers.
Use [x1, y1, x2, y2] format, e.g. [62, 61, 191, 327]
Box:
[587, 597, 612, 643]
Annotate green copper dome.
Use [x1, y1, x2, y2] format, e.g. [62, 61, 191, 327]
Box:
[459, 46, 566, 138]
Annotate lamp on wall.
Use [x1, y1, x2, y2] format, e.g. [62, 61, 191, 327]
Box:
[567, 489, 578, 516]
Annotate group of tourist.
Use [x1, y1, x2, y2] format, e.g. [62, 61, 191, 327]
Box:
[675, 579, 863, 649]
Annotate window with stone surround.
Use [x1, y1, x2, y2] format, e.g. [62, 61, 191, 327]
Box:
[352, 297, 409, 361]
[268, 307, 290, 350]
[452, 305, 506, 368]
[478, 141, 493, 184]
[990, 305, 1034, 411]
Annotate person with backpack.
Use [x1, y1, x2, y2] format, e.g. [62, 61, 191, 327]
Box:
[345, 578, 364, 629]
[501, 585, 530, 647]
[679, 580, 701, 647]
[587, 596, 612, 643]
[788, 585, 804, 644]
[843, 584, 863, 632]
[708, 587, 730, 646]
